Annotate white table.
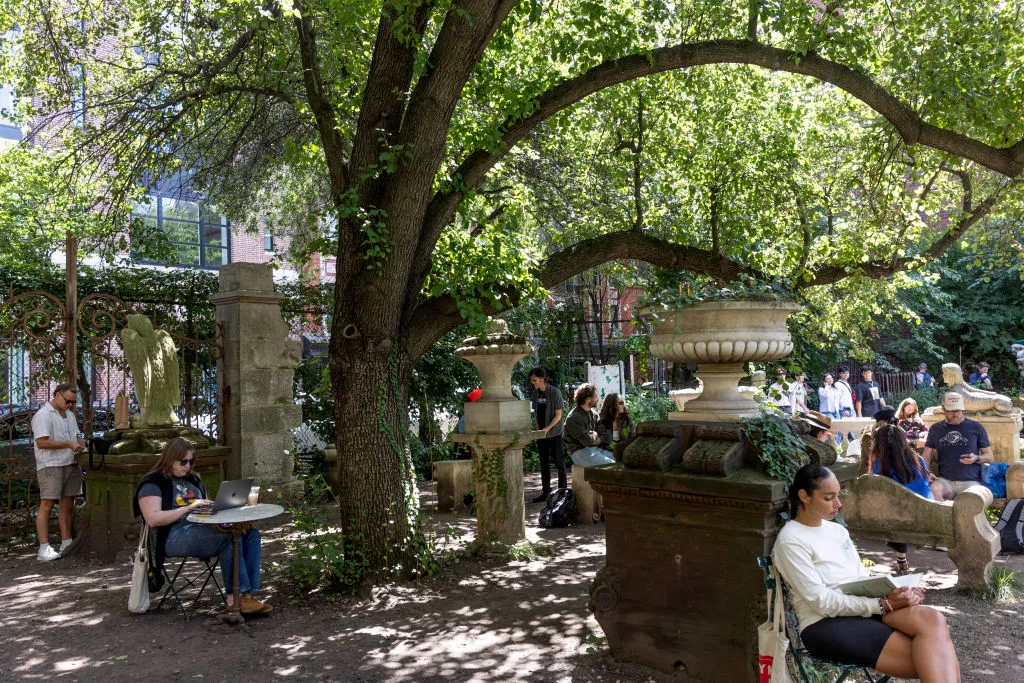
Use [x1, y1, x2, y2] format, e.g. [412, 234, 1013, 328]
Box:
[188, 503, 285, 622]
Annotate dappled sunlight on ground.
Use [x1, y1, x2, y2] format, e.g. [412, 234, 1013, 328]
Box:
[1, 473, 1021, 681]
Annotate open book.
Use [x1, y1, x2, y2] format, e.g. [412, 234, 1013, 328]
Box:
[837, 573, 923, 598]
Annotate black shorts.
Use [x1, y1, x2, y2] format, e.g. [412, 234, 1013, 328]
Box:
[800, 615, 895, 668]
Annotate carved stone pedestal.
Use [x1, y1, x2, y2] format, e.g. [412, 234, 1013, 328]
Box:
[432, 459, 473, 512]
[453, 320, 543, 544]
[587, 465, 786, 680]
[586, 419, 827, 681]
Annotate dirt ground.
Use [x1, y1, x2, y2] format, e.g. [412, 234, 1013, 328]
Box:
[1, 474, 1022, 682]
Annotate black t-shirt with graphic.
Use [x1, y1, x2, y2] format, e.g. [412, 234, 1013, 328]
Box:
[924, 418, 990, 482]
[854, 380, 882, 416]
[138, 477, 204, 527]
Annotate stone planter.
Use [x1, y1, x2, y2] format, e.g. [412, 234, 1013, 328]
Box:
[650, 300, 802, 421]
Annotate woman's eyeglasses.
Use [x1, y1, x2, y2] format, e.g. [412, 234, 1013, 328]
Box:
[179, 458, 195, 467]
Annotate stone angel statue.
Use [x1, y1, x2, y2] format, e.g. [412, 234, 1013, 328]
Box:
[121, 314, 181, 427]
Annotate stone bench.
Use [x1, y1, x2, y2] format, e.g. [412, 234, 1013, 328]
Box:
[432, 459, 473, 512]
[840, 474, 999, 590]
[571, 464, 603, 524]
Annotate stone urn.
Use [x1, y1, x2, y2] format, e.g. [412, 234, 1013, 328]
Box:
[650, 300, 802, 421]
[452, 319, 545, 544]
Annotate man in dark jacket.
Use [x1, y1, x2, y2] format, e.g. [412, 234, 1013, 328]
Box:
[529, 367, 565, 502]
[563, 384, 615, 468]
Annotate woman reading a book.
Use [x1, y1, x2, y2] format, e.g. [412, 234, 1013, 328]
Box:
[773, 464, 960, 682]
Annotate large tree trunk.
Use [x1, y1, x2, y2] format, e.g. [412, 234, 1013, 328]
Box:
[329, 332, 420, 581]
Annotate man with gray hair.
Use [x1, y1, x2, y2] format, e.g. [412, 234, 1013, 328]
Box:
[923, 392, 993, 502]
[30, 383, 87, 561]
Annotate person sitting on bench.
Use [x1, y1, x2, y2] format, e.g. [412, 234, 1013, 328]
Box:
[870, 425, 935, 575]
[773, 464, 961, 682]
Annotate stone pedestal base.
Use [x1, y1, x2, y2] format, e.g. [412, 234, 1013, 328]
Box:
[571, 464, 603, 524]
[586, 464, 786, 681]
[433, 459, 473, 512]
[76, 446, 228, 562]
[922, 413, 1022, 464]
[452, 431, 544, 544]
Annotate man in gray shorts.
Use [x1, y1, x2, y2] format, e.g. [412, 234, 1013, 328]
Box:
[30, 383, 86, 561]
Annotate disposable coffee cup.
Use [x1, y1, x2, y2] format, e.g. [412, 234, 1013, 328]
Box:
[247, 486, 260, 506]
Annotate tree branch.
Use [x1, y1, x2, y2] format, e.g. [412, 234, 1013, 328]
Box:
[406, 231, 764, 358]
[803, 180, 1011, 287]
[295, 11, 349, 201]
[420, 40, 1024, 265]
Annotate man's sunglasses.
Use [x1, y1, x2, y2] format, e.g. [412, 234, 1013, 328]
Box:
[179, 458, 195, 467]
[62, 395, 77, 405]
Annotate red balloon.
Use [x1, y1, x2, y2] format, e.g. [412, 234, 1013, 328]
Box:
[468, 388, 483, 403]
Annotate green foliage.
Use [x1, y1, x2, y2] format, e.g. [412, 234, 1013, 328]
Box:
[284, 475, 365, 593]
[285, 474, 462, 593]
[889, 387, 943, 413]
[408, 431, 462, 481]
[743, 409, 809, 486]
[624, 384, 675, 422]
[294, 356, 335, 443]
[971, 565, 1023, 602]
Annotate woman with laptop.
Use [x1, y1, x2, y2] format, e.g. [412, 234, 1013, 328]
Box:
[134, 437, 271, 615]
[772, 464, 961, 682]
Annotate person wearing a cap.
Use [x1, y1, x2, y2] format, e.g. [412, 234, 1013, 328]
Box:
[854, 365, 885, 418]
[913, 363, 934, 389]
[923, 392, 993, 502]
[799, 411, 835, 443]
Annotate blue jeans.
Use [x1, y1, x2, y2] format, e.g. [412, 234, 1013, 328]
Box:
[570, 446, 616, 467]
[165, 522, 261, 593]
[822, 411, 840, 419]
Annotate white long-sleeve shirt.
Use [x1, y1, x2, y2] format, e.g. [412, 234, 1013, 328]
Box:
[772, 520, 882, 631]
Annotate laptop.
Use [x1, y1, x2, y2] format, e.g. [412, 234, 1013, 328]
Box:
[210, 478, 255, 513]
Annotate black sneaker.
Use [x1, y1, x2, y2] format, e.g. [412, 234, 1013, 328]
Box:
[531, 491, 550, 503]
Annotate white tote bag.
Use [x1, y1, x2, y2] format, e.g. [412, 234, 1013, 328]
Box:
[757, 570, 792, 683]
[127, 524, 151, 614]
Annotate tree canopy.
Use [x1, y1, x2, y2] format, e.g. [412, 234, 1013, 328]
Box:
[2, 0, 1023, 582]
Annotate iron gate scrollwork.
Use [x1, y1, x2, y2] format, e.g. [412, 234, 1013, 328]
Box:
[0, 289, 223, 541]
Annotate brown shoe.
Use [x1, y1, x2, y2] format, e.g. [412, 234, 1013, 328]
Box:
[240, 596, 270, 614]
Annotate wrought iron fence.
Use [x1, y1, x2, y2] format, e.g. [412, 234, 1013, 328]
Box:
[0, 290, 221, 541]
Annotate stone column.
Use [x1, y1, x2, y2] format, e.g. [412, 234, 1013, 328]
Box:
[450, 321, 543, 544]
[211, 263, 304, 503]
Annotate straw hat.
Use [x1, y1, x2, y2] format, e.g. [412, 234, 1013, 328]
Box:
[799, 410, 832, 432]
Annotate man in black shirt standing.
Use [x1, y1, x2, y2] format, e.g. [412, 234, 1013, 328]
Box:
[528, 367, 566, 502]
[854, 365, 885, 418]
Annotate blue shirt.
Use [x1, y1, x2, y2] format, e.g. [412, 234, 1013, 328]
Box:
[872, 457, 934, 500]
[924, 418, 990, 482]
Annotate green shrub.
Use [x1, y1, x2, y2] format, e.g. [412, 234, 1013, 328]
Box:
[889, 386, 943, 412]
[625, 384, 675, 422]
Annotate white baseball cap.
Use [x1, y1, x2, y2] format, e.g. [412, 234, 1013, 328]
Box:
[942, 392, 965, 410]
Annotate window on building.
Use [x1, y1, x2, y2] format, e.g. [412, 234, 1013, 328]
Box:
[132, 195, 230, 269]
[263, 221, 274, 252]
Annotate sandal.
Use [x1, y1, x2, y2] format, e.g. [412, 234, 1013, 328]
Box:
[895, 558, 911, 576]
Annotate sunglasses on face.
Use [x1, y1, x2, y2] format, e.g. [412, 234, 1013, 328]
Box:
[62, 395, 77, 405]
[179, 458, 195, 467]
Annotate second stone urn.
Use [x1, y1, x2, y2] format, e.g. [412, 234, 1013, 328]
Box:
[649, 300, 802, 421]
[451, 320, 544, 544]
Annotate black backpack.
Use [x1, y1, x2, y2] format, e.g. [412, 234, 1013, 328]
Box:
[539, 489, 577, 528]
[995, 499, 1024, 553]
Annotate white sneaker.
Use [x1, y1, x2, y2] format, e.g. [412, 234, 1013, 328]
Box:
[58, 539, 73, 554]
[37, 545, 62, 562]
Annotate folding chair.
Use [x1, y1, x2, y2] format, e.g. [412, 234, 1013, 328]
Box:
[757, 556, 891, 683]
[145, 525, 226, 621]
